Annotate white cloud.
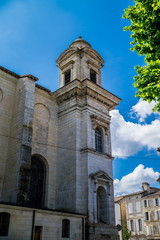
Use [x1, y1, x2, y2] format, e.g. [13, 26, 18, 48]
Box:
[114, 164, 159, 196]
[110, 106, 160, 157]
[130, 99, 160, 122]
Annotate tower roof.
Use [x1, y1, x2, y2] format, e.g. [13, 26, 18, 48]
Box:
[69, 36, 91, 48]
[56, 36, 104, 67]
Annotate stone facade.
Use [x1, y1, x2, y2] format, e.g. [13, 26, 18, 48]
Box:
[0, 37, 121, 240]
[115, 183, 160, 240]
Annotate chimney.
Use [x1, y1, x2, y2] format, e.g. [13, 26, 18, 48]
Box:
[142, 182, 150, 193]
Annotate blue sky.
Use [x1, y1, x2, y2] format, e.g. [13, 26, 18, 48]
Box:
[0, 0, 159, 195]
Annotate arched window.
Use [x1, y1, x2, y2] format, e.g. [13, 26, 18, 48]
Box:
[62, 219, 70, 238]
[95, 128, 103, 152]
[97, 187, 109, 224]
[29, 155, 46, 208]
[0, 212, 10, 236]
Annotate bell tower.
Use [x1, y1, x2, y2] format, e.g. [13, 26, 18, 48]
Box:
[57, 36, 104, 87]
[56, 37, 121, 240]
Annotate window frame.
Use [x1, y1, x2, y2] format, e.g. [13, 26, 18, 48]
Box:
[95, 127, 103, 153]
[144, 200, 148, 207]
[90, 69, 97, 83]
[145, 212, 149, 220]
[62, 219, 70, 238]
[0, 212, 10, 236]
[64, 69, 71, 85]
[128, 203, 133, 214]
[155, 198, 159, 206]
[130, 220, 134, 232]
[138, 219, 142, 231]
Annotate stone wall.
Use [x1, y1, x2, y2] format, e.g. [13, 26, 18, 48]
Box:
[0, 204, 84, 240]
[32, 86, 58, 209]
[0, 71, 17, 201]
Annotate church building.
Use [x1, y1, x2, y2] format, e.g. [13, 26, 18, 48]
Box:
[0, 37, 121, 240]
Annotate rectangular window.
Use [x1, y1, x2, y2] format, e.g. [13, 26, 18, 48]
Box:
[136, 201, 141, 212]
[62, 219, 70, 238]
[138, 219, 142, 231]
[155, 198, 159, 206]
[145, 212, 149, 220]
[0, 213, 10, 236]
[144, 200, 148, 207]
[128, 203, 133, 214]
[64, 70, 71, 85]
[130, 220, 134, 231]
[90, 69, 96, 83]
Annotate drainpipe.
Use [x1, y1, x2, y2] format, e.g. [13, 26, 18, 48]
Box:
[31, 210, 36, 240]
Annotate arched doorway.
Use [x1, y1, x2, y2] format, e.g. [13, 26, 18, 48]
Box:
[29, 155, 46, 208]
[97, 186, 109, 224]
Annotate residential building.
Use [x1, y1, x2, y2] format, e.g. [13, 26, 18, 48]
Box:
[115, 182, 160, 240]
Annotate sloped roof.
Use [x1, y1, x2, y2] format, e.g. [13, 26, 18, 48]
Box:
[0, 66, 38, 81]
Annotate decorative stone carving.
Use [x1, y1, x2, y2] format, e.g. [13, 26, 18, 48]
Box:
[90, 114, 110, 135]
[61, 60, 74, 73]
[91, 171, 112, 195]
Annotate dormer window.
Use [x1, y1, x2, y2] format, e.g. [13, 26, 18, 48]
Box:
[90, 69, 96, 83]
[64, 70, 71, 85]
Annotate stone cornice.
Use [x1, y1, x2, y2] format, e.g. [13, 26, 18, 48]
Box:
[56, 45, 104, 67]
[80, 147, 114, 160]
[20, 74, 38, 81]
[54, 79, 121, 110]
[59, 60, 75, 71]
[90, 171, 113, 182]
[90, 114, 110, 134]
[87, 59, 102, 70]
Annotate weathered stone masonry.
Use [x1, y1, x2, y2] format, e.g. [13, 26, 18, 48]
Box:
[0, 37, 121, 240]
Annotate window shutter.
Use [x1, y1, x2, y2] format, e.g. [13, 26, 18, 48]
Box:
[159, 225, 160, 234]
[148, 200, 150, 207]
[153, 199, 156, 206]
[142, 200, 144, 207]
[128, 203, 133, 214]
[146, 226, 149, 235]
[148, 212, 150, 221]
[158, 211, 160, 220]
[143, 213, 146, 220]
[149, 226, 151, 235]
[150, 199, 153, 207]
[155, 211, 157, 220]
[136, 201, 141, 212]
[147, 200, 148, 207]
[147, 226, 151, 235]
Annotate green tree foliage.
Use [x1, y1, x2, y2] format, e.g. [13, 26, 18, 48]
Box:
[122, 225, 131, 240]
[123, 0, 160, 111]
